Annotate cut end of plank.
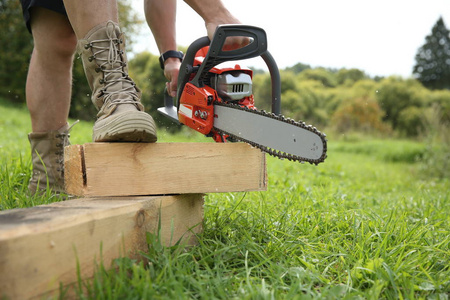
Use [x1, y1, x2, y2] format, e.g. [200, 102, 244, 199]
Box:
[65, 143, 267, 197]
[64, 144, 86, 195]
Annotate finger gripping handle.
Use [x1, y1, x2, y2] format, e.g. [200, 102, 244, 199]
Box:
[209, 25, 268, 60]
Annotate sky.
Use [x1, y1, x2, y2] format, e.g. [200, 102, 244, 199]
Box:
[131, 0, 450, 78]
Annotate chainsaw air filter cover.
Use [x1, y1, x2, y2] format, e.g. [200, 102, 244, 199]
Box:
[212, 71, 252, 101]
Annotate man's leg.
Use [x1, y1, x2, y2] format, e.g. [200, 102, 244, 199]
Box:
[27, 8, 76, 132]
[26, 7, 76, 194]
[62, 0, 157, 142]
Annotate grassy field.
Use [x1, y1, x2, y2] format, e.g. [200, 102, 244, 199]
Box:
[0, 99, 449, 299]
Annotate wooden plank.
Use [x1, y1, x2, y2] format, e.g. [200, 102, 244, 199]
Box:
[65, 143, 267, 197]
[0, 194, 203, 299]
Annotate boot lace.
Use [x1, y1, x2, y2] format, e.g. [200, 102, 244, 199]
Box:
[86, 22, 140, 110]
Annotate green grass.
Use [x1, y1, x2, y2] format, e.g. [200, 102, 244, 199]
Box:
[1, 99, 449, 299]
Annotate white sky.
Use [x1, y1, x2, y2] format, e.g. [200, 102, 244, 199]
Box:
[131, 0, 450, 78]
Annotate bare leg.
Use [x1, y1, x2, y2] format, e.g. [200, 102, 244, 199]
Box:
[26, 8, 76, 133]
[62, 0, 118, 38]
[26, 7, 76, 193]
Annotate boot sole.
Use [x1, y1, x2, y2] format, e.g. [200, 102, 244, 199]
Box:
[93, 111, 158, 143]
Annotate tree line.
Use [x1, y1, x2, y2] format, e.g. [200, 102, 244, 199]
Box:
[253, 65, 449, 137]
[1, 0, 449, 139]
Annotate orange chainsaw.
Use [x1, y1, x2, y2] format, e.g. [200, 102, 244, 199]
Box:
[158, 25, 327, 164]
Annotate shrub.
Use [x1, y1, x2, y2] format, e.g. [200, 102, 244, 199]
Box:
[252, 72, 272, 111]
[397, 106, 425, 137]
[331, 96, 390, 134]
[295, 80, 331, 126]
[427, 89, 450, 123]
[419, 104, 449, 179]
[282, 90, 307, 121]
[376, 77, 426, 129]
[351, 80, 379, 99]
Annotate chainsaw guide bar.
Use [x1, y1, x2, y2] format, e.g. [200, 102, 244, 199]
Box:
[213, 102, 328, 165]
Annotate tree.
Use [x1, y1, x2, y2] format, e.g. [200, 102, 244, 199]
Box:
[336, 68, 367, 86]
[297, 68, 337, 88]
[0, 0, 144, 121]
[413, 17, 450, 90]
[285, 62, 311, 74]
[0, 0, 34, 102]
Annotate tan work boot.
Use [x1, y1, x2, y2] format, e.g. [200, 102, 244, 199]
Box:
[28, 123, 73, 194]
[77, 21, 157, 142]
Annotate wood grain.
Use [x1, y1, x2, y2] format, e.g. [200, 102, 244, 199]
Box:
[65, 143, 267, 197]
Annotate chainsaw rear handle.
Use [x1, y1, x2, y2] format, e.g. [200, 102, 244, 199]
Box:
[176, 24, 281, 115]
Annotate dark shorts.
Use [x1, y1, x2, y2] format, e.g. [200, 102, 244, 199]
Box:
[20, 0, 67, 33]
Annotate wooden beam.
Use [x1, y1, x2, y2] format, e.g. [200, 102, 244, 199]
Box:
[0, 194, 203, 299]
[65, 143, 267, 197]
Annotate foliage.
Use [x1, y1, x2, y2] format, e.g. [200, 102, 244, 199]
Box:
[397, 106, 425, 137]
[419, 103, 450, 179]
[0, 0, 146, 122]
[297, 67, 338, 88]
[0, 0, 33, 103]
[331, 96, 390, 134]
[336, 68, 368, 86]
[428, 89, 450, 123]
[117, 0, 145, 48]
[413, 17, 450, 90]
[375, 76, 426, 129]
[252, 71, 273, 112]
[128, 51, 184, 132]
[250, 66, 450, 138]
[350, 79, 379, 98]
[284, 62, 311, 74]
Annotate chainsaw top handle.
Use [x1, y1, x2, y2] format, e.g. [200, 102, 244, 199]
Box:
[176, 24, 281, 115]
[191, 25, 267, 85]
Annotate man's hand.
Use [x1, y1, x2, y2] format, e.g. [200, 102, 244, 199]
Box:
[163, 23, 248, 97]
[163, 23, 247, 98]
[159, 0, 247, 96]
[164, 57, 181, 97]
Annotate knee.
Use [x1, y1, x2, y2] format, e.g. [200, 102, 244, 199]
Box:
[33, 31, 77, 61]
[30, 9, 77, 61]
[51, 32, 77, 59]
